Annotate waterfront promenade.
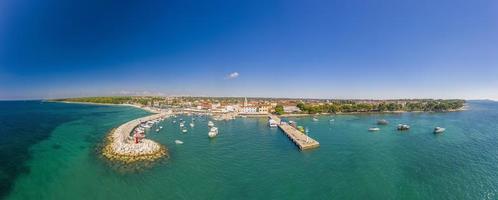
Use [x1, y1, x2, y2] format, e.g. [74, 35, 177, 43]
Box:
[269, 115, 320, 150]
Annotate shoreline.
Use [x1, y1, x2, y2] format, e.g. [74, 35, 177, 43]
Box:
[52, 101, 169, 163]
[53, 100, 165, 113]
[279, 106, 467, 118]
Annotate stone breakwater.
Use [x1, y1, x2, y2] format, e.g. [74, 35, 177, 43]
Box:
[102, 112, 169, 163]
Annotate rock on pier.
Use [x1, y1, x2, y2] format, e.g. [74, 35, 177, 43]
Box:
[102, 112, 168, 163]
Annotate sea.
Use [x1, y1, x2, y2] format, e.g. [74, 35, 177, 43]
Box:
[0, 100, 497, 200]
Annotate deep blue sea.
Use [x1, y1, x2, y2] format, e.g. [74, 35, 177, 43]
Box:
[0, 101, 497, 199]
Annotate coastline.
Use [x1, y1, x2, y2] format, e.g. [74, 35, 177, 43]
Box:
[278, 106, 467, 118]
[53, 101, 169, 163]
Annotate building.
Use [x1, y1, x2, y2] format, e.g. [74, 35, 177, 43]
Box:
[284, 106, 301, 113]
[241, 106, 258, 113]
[257, 105, 271, 114]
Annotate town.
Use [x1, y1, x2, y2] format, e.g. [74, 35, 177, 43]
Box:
[54, 96, 465, 117]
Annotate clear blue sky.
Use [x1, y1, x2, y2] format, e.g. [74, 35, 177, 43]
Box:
[1, 0, 497, 100]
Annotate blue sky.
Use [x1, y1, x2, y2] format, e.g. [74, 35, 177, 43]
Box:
[1, 0, 497, 100]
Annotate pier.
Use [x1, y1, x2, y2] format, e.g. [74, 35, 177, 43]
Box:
[102, 109, 169, 163]
[269, 115, 320, 150]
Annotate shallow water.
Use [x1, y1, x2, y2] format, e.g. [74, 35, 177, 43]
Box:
[1, 101, 497, 199]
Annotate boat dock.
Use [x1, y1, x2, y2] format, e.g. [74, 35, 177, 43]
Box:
[269, 115, 320, 150]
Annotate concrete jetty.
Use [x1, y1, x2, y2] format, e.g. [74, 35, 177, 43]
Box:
[102, 109, 168, 163]
[269, 115, 320, 150]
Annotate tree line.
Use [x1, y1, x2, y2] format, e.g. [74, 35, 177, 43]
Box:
[291, 100, 465, 114]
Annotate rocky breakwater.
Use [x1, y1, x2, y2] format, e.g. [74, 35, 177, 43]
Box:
[102, 111, 169, 163]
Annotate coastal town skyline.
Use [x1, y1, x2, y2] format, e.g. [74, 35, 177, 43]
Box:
[1, 0, 498, 100]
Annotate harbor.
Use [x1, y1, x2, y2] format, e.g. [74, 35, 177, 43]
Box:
[102, 109, 169, 163]
[269, 115, 320, 150]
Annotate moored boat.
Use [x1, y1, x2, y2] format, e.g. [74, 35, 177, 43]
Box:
[175, 140, 183, 144]
[368, 127, 380, 131]
[182, 129, 188, 133]
[397, 124, 410, 131]
[434, 127, 446, 133]
[208, 127, 218, 138]
[208, 121, 214, 127]
[268, 119, 278, 127]
[377, 119, 389, 125]
[297, 126, 305, 133]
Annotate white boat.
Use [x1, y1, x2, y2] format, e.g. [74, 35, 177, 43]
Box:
[434, 127, 446, 133]
[329, 119, 335, 122]
[368, 127, 380, 131]
[156, 128, 160, 132]
[190, 123, 195, 127]
[208, 127, 218, 138]
[268, 119, 278, 127]
[397, 124, 410, 131]
[175, 140, 184, 144]
[208, 121, 214, 127]
[377, 119, 389, 125]
[312, 117, 319, 122]
[159, 126, 163, 129]
[182, 129, 188, 133]
[179, 123, 185, 128]
[172, 120, 177, 124]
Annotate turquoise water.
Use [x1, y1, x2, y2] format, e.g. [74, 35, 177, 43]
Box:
[1, 101, 497, 199]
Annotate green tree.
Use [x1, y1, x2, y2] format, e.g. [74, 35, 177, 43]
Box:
[275, 105, 285, 115]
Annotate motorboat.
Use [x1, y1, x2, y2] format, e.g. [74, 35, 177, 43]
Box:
[434, 127, 446, 133]
[175, 140, 183, 144]
[368, 127, 380, 131]
[312, 117, 319, 122]
[397, 124, 410, 131]
[297, 126, 305, 133]
[208, 121, 214, 127]
[182, 129, 188, 133]
[208, 127, 218, 138]
[155, 128, 160, 132]
[377, 119, 389, 125]
[190, 123, 195, 127]
[268, 119, 278, 127]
